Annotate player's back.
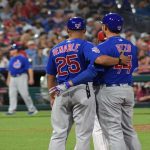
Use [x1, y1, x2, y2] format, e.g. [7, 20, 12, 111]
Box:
[97, 36, 138, 85]
[46, 38, 97, 84]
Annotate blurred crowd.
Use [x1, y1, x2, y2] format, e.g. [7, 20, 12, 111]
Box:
[0, 0, 149, 104]
[0, 0, 149, 73]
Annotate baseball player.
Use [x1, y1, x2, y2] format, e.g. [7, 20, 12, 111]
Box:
[46, 17, 130, 150]
[6, 44, 38, 115]
[46, 17, 99, 150]
[50, 13, 141, 150]
[92, 31, 108, 150]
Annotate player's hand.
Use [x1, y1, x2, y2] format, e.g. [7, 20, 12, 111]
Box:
[49, 84, 68, 96]
[119, 53, 131, 65]
[28, 79, 34, 85]
[49, 81, 72, 96]
[50, 93, 56, 107]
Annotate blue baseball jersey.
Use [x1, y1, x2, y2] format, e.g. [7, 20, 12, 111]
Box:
[95, 36, 138, 85]
[46, 38, 101, 84]
[8, 55, 31, 76]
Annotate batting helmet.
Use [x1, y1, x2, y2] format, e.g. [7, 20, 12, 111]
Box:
[101, 13, 124, 33]
[67, 17, 86, 30]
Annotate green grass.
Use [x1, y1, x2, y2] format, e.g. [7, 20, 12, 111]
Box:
[0, 108, 150, 150]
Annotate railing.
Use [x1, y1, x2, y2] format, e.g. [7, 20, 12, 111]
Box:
[0, 74, 150, 111]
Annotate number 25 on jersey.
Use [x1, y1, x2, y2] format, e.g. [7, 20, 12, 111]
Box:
[56, 54, 81, 76]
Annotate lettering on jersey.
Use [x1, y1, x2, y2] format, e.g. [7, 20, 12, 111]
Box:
[116, 44, 131, 53]
[13, 59, 21, 69]
[92, 47, 100, 53]
[113, 55, 132, 74]
[52, 44, 81, 56]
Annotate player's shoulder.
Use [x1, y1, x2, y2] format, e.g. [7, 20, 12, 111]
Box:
[81, 40, 95, 50]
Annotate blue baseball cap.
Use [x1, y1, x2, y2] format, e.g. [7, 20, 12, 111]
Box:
[9, 44, 20, 51]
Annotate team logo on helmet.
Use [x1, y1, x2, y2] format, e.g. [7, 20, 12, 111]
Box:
[75, 23, 81, 29]
[117, 26, 122, 31]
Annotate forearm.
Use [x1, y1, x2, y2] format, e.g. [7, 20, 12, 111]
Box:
[6, 72, 10, 85]
[28, 69, 34, 80]
[47, 74, 57, 90]
[95, 55, 119, 66]
[71, 65, 98, 86]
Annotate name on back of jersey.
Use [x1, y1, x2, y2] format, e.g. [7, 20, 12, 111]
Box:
[52, 43, 80, 56]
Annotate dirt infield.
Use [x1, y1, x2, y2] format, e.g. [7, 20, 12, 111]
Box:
[134, 124, 150, 132]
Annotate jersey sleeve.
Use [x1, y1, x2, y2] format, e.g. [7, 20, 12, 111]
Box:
[24, 56, 31, 69]
[83, 42, 101, 64]
[46, 50, 57, 75]
[97, 40, 112, 56]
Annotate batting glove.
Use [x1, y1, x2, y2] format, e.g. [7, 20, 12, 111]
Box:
[49, 82, 72, 96]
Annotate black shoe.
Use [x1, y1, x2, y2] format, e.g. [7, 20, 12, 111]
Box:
[28, 110, 38, 116]
[5, 112, 15, 115]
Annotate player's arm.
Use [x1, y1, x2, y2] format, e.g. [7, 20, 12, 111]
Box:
[6, 72, 11, 86]
[95, 52, 130, 66]
[46, 50, 58, 106]
[28, 68, 34, 85]
[49, 64, 103, 95]
[71, 64, 99, 86]
[24, 57, 34, 85]
[47, 74, 57, 106]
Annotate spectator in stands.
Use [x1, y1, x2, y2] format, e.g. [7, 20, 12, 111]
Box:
[121, 28, 136, 45]
[138, 55, 150, 74]
[52, 10, 64, 27]
[0, 0, 8, 8]
[0, 31, 10, 53]
[25, 40, 37, 66]
[136, 32, 150, 56]
[20, 27, 34, 46]
[0, 51, 8, 68]
[86, 18, 95, 40]
[136, 0, 150, 16]
[133, 82, 150, 102]
[34, 47, 48, 67]
[38, 32, 48, 49]
[0, 5, 12, 20]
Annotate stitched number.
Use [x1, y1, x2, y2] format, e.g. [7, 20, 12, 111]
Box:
[56, 57, 68, 76]
[56, 54, 81, 76]
[113, 55, 132, 74]
[67, 54, 81, 73]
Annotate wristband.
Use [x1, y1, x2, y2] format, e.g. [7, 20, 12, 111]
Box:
[65, 82, 72, 89]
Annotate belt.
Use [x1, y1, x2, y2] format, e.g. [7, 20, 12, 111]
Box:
[103, 83, 132, 87]
[11, 73, 25, 77]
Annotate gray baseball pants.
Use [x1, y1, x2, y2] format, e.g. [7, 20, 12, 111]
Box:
[8, 73, 36, 113]
[95, 84, 141, 150]
[48, 83, 96, 150]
